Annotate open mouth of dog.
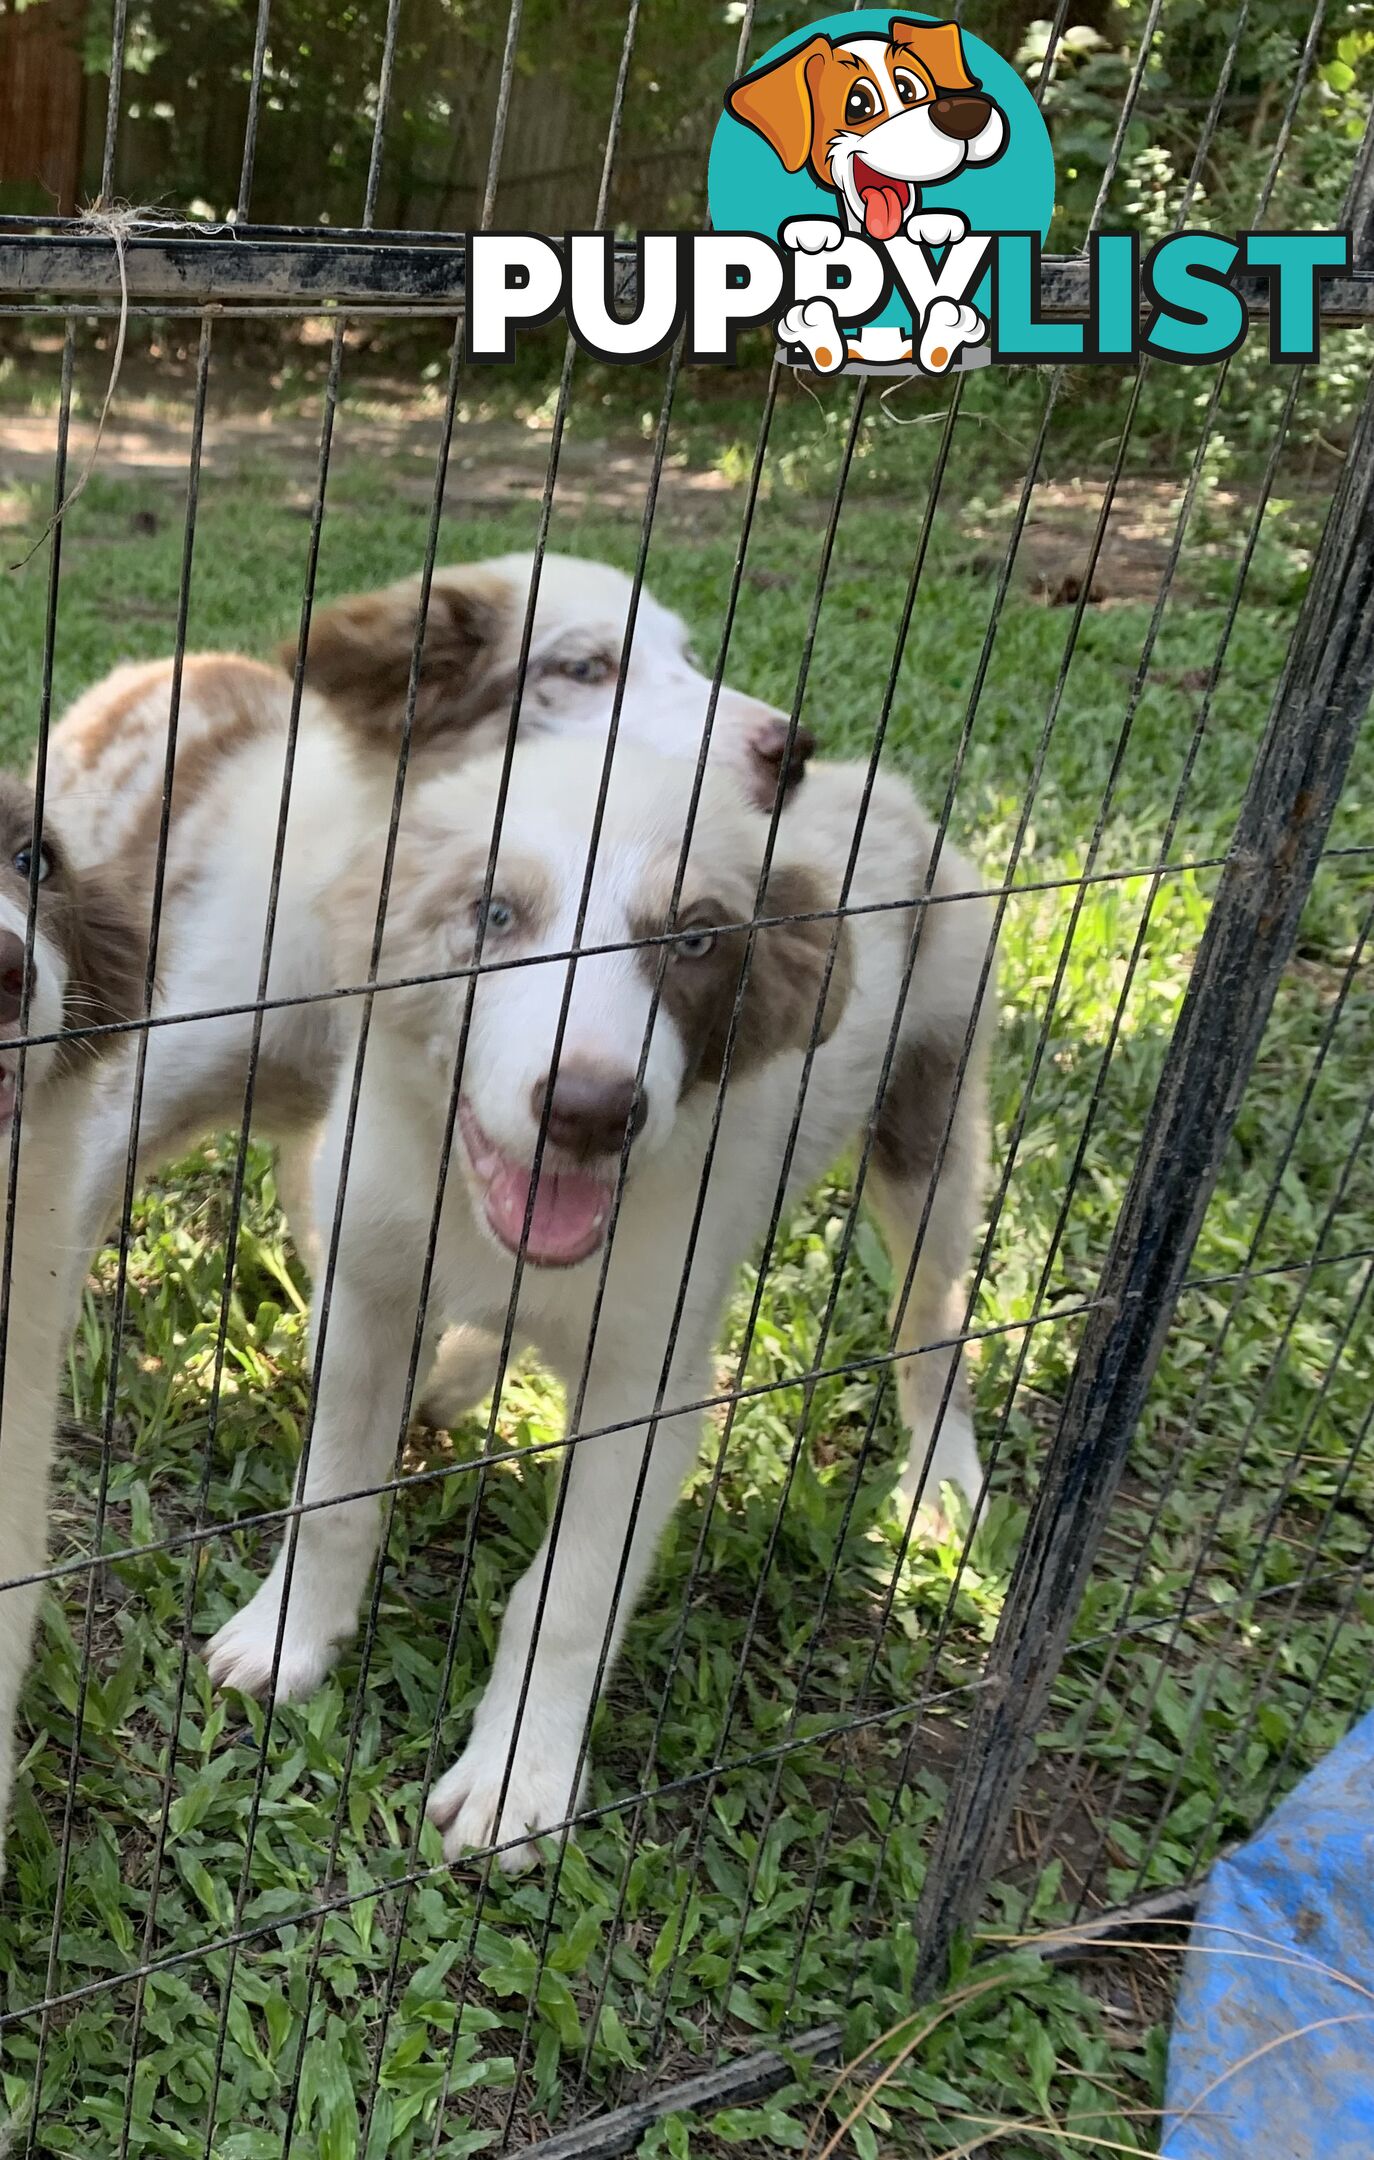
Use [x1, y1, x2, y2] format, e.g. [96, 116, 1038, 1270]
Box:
[459, 1100, 615, 1268]
[850, 154, 915, 242]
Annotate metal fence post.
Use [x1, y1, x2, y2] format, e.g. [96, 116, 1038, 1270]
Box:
[911, 355, 1374, 1998]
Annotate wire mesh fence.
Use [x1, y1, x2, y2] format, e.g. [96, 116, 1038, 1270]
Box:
[0, 3, 1369, 2155]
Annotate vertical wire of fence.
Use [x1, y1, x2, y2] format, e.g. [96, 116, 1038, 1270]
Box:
[912, 203, 1374, 2007]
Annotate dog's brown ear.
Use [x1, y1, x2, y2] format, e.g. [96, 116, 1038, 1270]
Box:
[60, 866, 149, 1067]
[726, 35, 831, 174]
[745, 863, 851, 1056]
[283, 571, 507, 751]
[890, 19, 979, 92]
[747, 717, 815, 811]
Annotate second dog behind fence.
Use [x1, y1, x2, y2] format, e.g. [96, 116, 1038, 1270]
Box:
[49, 552, 809, 1299]
[0, 783, 145, 1883]
[49, 563, 995, 1873]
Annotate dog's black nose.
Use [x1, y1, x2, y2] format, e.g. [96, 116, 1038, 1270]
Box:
[533, 1063, 647, 1158]
[0, 930, 35, 1026]
[930, 92, 993, 141]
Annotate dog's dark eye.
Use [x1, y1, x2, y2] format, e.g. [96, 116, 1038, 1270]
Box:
[844, 81, 878, 126]
[675, 927, 717, 961]
[475, 895, 515, 935]
[560, 654, 615, 686]
[893, 69, 924, 107]
[13, 844, 50, 885]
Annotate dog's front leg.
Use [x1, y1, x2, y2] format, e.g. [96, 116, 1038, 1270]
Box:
[0, 1433, 48, 1883]
[427, 1337, 710, 1871]
[205, 1223, 439, 1705]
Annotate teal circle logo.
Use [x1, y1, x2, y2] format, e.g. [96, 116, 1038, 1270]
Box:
[708, 12, 1055, 370]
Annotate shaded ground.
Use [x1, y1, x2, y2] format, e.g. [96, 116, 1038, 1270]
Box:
[0, 376, 1319, 606]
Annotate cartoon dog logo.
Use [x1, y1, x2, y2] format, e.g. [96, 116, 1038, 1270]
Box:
[726, 17, 1008, 373]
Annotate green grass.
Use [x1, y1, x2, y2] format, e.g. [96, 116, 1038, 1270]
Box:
[0, 358, 1369, 2156]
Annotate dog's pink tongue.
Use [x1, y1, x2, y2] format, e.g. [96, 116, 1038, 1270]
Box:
[861, 183, 906, 242]
[484, 1159, 611, 1266]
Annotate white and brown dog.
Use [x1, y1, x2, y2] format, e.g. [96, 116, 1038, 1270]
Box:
[0, 780, 142, 1878]
[728, 16, 1006, 373]
[199, 734, 994, 1869]
[46, 551, 813, 1303]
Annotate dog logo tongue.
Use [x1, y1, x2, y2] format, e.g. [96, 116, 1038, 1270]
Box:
[851, 159, 909, 242]
[860, 180, 907, 242]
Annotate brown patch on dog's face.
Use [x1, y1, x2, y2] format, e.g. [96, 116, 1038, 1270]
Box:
[634, 860, 851, 1094]
[54, 865, 150, 1066]
[0, 777, 146, 1069]
[746, 717, 815, 811]
[887, 21, 978, 97]
[400, 837, 555, 968]
[289, 569, 511, 753]
[726, 18, 977, 190]
[804, 41, 934, 186]
[328, 807, 556, 1047]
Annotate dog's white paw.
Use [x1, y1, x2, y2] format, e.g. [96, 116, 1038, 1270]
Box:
[777, 297, 846, 374]
[204, 1573, 349, 1703]
[427, 1717, 587, 1874]
[418, 1324, 503, 1428]
[780, 216, 845, 255]
[906, 209, 969, 249]
[899, 1409, 981, 1544]
[918, 298, 985, 375]
[904, 1488, 957, 1544]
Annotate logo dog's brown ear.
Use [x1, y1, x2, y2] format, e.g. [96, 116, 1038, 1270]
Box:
[281, 570, 507, 751]
[60, 867, 150, 1068]
[726, 35, 832, 174]
[889, 18, 979, 92]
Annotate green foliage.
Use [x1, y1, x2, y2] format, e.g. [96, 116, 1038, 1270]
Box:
[75, 0, 755, 229]
[1020, 1, 1374, 462]
[60, 3, 1374, 251]
[10, 0, 1371, 475]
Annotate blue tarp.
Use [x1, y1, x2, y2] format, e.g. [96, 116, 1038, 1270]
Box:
[1162, 1706, 1374, 2159]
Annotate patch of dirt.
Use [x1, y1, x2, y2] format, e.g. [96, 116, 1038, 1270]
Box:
[1007, 477, 1255, 608]
[0, 400, 737, 523]
[1068, 1933, 1181, 2048]
[0, 383, 1310, 603]
[1007, 1751, 1152, 1914]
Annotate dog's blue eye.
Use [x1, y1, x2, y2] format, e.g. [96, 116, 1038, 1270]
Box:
[13, 844, 50, 884]
[476, 896, 514, 935]
[561, 655, 614, 685]
[676, 927, 716, 961]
